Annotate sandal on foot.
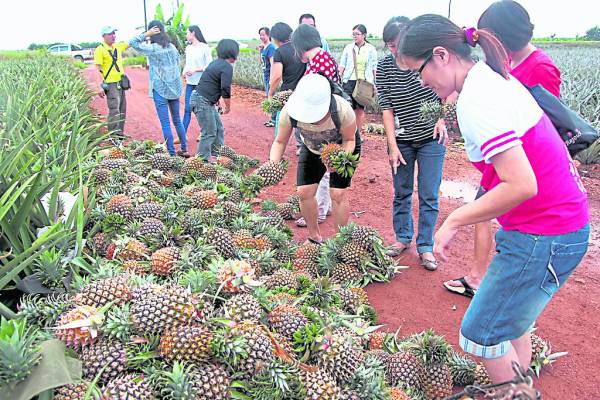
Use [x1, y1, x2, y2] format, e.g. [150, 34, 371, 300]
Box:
[264, 120, 275, 127]
[420, 256, 438, 271]
[177, 150, 191, 158]
[443, 276, 477, 298]
[295, 216, 325, 227]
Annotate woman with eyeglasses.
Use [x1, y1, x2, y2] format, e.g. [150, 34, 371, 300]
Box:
[338, 24, 378, 134]
[399, 14, 589, 382]
[375, 16, 448, 270]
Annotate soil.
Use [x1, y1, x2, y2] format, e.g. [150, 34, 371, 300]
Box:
[85, 67, 600, 399]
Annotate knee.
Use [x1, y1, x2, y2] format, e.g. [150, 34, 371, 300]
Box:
[329, 189, 347, 204]
[297, 185, 316, 201]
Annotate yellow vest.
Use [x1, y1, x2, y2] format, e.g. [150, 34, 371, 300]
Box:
[94, 41, 128, 83]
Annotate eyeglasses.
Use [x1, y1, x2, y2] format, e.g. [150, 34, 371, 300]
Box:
[416, 52, 433, 79]
[352, 32, 363, 37]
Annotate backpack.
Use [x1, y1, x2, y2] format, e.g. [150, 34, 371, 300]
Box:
[526, 84, 598, 156]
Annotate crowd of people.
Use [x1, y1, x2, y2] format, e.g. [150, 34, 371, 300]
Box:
[93, 0, 590, 385]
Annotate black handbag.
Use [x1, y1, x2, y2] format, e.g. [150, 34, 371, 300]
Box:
[526, 84, 597, 156]
[120, 74, 131, 90]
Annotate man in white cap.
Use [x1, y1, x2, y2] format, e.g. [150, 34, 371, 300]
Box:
[94, 26, 130, 135]
[270, 74, 361, 244]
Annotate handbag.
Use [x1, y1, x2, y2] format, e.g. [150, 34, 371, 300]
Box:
[351, 47, 375, 107]
[120, 74, 131, 90]
[526, 84, 598, 156]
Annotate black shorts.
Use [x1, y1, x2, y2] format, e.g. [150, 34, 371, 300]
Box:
[297, 131, 362, 189]
[342, 80, 365, 110]
[475, 186, 487, 200]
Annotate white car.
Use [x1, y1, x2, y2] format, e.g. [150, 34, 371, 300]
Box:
[48, 44, 93, 62]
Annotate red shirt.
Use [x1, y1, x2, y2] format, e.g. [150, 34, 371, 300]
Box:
[305, 50, 341, 84]
[510, 49, 561, 97]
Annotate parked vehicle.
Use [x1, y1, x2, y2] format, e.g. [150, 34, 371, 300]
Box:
[48, 44, 93, 62]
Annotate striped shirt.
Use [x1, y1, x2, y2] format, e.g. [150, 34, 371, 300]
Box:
[375, 54, 439, 143]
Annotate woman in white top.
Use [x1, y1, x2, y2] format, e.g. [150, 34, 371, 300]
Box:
[338, 24, 378, 134]
[182, 25, 213, 133]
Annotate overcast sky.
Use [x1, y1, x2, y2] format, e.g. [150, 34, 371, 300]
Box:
[2, 0, 599, 49]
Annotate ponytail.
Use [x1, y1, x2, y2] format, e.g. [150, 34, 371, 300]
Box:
[399, 14, 509, 79]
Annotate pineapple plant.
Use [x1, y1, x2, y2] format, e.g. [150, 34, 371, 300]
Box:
[17, 293, 72, 328]
[103, 304, 135, 342]
[106, 194, 133, 219]
[315, 333, 364, 384]
[150, 246, 181, 276]
[530, 332, 567, 377]
[159, 324, 213, 363]
[320, 143, 360, 178]
[252, 160, 289, 187]
[54, 305, 104, 348]
[32, 247, 68, 289]
[0, 318, 42, 388]
[74, 275, 132, 308]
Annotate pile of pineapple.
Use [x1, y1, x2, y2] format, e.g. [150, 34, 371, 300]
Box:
[7, 140, 560, 399]
[261, 90, 293, 114]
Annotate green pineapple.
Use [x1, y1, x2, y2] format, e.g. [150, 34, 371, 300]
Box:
[252, 160, 289, 187]
[0, 318, 42, 388]
[32, 247, 67, 289]
[102, 374, 153, 399]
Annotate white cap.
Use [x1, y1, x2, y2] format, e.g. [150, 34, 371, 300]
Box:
[101, 26, 117, 35]
[285, 74, 331, 124]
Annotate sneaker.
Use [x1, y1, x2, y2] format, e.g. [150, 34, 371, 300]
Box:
[177, 150, 191, 158]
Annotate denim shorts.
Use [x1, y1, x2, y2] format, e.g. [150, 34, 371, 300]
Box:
[459, 224, 590, 359]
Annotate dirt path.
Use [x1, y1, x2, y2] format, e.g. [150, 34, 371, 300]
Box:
[85, 67, 600, 399]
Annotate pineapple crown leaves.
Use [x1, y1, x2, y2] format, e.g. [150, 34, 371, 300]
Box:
[347, 357, 389, 400]
[292, 322, 325, 362]
[0, 317, 42, 387]
[401, 329, 453, 365]
[33, 247, 68, 287]
[240, 360, 305, 400]
[419, 99, 443, 123]
[209, 323, 250, 367]
[103, 303, 134, 342]
[299, 277, 342, 309]
[330, 151, 360, 178]
[159, 361, 199, 400]
[17, 293, 73, 328]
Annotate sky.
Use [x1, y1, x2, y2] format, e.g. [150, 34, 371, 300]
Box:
[2, 0, 599, 49]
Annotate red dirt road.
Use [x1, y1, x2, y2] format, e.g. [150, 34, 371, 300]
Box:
[85, 67, 600, 399]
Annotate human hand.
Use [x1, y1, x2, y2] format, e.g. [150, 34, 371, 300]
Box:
[98, 83, 106, 98]
[184, 70, 193, 77]
[433, 219, 459, 262]
[144, 27, 161, 37]
[434, 118, 449, 145]
[388, 145, 406, 174]
[222, 105, 230, 114]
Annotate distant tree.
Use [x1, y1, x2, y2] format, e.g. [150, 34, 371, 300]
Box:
[79, 41, 101, 49]
[585, 25, 600, 40]
[27, 43, 47, 50]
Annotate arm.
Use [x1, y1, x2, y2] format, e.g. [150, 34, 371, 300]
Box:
[382, 110, 405, 172]
[434, 146, 538, 260]
[220, 66, 233, 113]
[129, 27, 160, 55]
[339, 112, 357, 154]
[338, 46, 348, 76]
[269, 112, 293, 162]
[268, 62, 283, 98]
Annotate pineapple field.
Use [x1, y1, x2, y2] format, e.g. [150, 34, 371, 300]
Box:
[0, 48, 598, 400]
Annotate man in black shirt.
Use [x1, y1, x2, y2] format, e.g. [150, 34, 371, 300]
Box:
[191, 39, 239, 161]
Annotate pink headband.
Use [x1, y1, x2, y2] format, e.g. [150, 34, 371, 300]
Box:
[464, 27, 479, 47]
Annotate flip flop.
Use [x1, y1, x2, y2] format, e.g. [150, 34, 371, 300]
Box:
[386, 244, 409, 257]
[443, 276, 477, 298]
[305, 237, 324, 245]
[295, 217, 325, 227]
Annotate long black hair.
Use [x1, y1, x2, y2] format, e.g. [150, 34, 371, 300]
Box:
[291, 24, 322, 56]
[353, 24, 370, 43]
[148, 20, 170, 48]
[399, 14, 509, 79]
[188, 25, 207, 44]
[478, 0, 534, 52]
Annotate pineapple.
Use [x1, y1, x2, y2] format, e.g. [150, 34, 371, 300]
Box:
[93, 167, 111, 186]
[252, 160, 289, 187]
[351, 225, 381, 252]
[182, 156, 204, 174]
[131, 284, 196, 334]
[0, 318, 41, 387]
[123, 260, 149, 275]
[330, 263, 362, 285]
[107, 147, 126, 159]
[106, 194, 133, 219]
[338, 242, 369, 268]
[91, 232, 109, 256]
[389, 387, 410, 400]
[220, 201, 240, 223]
[150, 246, 181, 276]
[253, 234, 273, 251]
[369, 331, 387, 350]
[193, 190, 218, 209]
[295, 242, 321, 262]
[160, 170, 177, 187]
[190, 362, 232, 399]
[300, 368, 341, 400]
[151, 153, 174, 171]
[529, 333, 566, 376]
[159, 325, 213, 363]
[264, 268, 299, 290]
[82, 340, 128, 383]
[474, 362, 492, 385]
[420, 99, 442, 122]
[232, 229, 256, 249]
[404, 330, 453, 399]
[127, 172, 142, 185]
[276, 202, 296, 220]
[208, 227, 238, 258]
[117, 239, 149, 261]
[292, 258, 318, 279]
[217, 156, 234, 169]
[231, 320, 275, 375]
[366, 349, 390, 365]
[199, 162, 218, 181]
[320, 143, 359, 178]
[218, 144, 239, 160]
[268, 304, 309, 340]
[315, 333, 364, 384]
[54, 382, 98, 400]
[102, 374, 153, 399]
[385, 351, 424, 389]
[138, 217, 165, 238]
[448, 352, 477, 386]
[287, 193, 300, 209]
[132, 202, 162, 221]
[100, 158, 131, 171]
[54, 305, 103, 348]
[223, 293, 264, 321]
[74, 275, 132, 308]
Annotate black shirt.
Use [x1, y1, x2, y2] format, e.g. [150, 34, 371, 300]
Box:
[196, 59, 233, 104]
[375, 54, 439, 143]
[273, 42, 306, 91]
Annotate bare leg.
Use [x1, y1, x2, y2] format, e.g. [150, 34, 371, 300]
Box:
[298, 184, 321, 241]
[482, 331, 531, 383]
[355, 108, 365, 135]
[330, 187, 349, 230]
[447, 220, 493, 290]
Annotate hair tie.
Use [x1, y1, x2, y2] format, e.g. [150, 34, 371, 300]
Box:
[464, 27, 479, 47]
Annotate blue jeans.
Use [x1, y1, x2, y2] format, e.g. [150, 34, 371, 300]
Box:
[152, 90, 187, 156]
[182, 84, 196, 133]
[264, 72, 276, 124]
[460, 224, 589, 358]
[192, 92, 224, 160]
[392, 140, 445, 253]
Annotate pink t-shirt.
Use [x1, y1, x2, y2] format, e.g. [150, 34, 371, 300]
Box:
[458, 62, 588, 235]
[511, 49, 561, 97]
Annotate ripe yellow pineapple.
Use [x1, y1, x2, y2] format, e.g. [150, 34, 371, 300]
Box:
[159, 325, 213, 363]
[300, 368, 341, 400]
[131, 284, 196, 334]
[369, 331, 387, 350]
[117, 239, 149, 261]
[74, 275, 132, 308]
[106, 194, 133, 219]
[54, 305, 103, 348]
[194, 190, 218, 209]
[217, 156, 234, 169]
[150, 246, 181, 276]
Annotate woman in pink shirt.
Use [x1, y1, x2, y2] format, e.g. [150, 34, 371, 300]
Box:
[444, 0, 563, 299]
[399, 14, 589, 382]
